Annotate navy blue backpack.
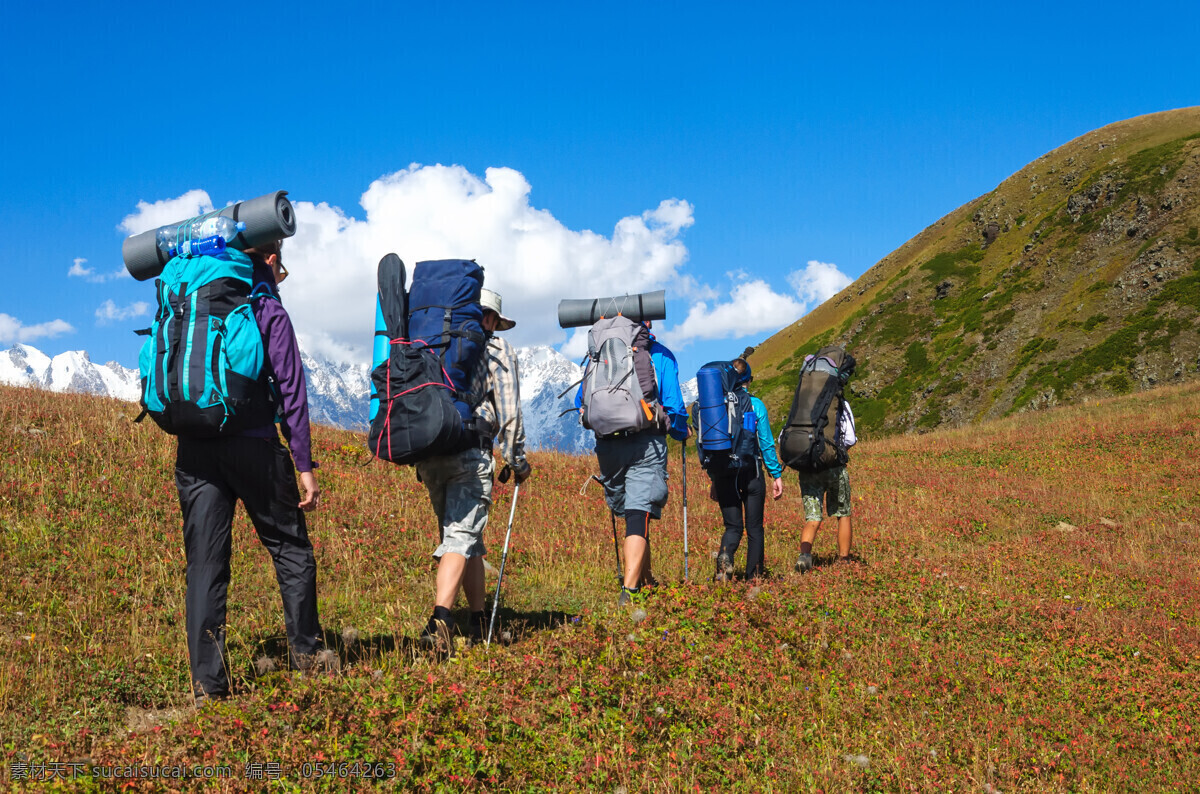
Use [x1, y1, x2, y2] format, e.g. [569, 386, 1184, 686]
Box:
[690, 360, 759, 474]
[368, 256, 487, 464]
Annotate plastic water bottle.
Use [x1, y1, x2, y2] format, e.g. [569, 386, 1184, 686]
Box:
[156, 217, 246, 258]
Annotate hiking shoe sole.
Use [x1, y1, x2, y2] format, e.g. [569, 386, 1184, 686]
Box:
[419, 618, 455, 659]
[715, 553, 734, 582]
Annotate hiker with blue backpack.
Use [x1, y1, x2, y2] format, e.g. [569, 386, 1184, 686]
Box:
[367, 257, 529, 656]
[416, 287, 530, 654]
[134, 231, 326, 705]
[692, 358, 784, 581]
[572, 315, 688, 605]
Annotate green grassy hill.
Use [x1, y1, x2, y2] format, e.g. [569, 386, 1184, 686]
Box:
[2, 384, 1198, 790]
[751, 107, 1200, 435]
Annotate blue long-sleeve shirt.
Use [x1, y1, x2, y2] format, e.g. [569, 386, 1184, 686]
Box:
[649, 339, 689, 441]
[747, 393, 783, 479]
[573, 333, 689, 441]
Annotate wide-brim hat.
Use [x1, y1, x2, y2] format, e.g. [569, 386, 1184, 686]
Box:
[480, 288, 516, 330]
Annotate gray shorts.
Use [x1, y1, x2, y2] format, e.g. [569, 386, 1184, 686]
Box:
[595, 432, 669, 518]
[416, 446, 494, 559]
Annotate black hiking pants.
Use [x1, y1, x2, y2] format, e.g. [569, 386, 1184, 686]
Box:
[715, 464, 766, 578]
[175, 435, 322, 699]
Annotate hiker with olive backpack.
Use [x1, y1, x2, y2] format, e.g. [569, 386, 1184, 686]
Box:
[776, 345, 858, 570]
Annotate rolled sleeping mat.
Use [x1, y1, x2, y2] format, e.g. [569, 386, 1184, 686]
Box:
[557, 289, 666, 328]
[696, 365, 733, 451]
[122, 190, 298, 281]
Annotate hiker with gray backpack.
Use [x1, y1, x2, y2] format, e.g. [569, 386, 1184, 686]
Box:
[776, 345, 858, 570]
[559, 292, 689, 605]
[369, 257, 529, 656]
[122, 193, 327, 705]
[692, 357, 784, 581]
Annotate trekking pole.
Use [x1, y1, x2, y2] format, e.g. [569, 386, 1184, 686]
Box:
[486, 483, 520, 647]
[681, 440, 690, 581]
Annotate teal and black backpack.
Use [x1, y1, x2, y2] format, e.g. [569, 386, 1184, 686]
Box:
[138, 249, 277, 437]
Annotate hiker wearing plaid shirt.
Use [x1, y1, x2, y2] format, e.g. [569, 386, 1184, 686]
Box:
[418, 288, 531, 653]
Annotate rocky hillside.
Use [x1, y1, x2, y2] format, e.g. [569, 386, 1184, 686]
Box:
[750, 107, 1200, 435]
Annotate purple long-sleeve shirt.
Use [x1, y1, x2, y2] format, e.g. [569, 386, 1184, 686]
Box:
[241, 268, 316, 472]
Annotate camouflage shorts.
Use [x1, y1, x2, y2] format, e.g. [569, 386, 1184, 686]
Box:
[798, 466, 852, 522]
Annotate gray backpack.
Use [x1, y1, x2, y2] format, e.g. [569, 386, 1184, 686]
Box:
[580, 316, 666, 437]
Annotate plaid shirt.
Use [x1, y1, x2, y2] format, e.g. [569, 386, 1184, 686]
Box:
[467, 334, 526, 468]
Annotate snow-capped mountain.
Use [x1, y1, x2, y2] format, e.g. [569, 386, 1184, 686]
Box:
[301, 352, 371, 431]
[681, 376, 698, 407]
[0, 344, 141, 401]
[0, 343, 595, 453]
[516, 345, 592, 454]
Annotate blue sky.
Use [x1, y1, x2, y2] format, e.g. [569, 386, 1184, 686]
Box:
[3, 0, 1199, 381]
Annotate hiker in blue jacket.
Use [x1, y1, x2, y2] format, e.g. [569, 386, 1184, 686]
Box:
[577, 321, 688, 604]
[710, 358, 784, 581]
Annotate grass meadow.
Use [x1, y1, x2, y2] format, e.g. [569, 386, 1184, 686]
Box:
[1, 382, 1197, 791]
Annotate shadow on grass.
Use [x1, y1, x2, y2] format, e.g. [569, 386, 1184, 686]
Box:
[247, 608, 577, 674]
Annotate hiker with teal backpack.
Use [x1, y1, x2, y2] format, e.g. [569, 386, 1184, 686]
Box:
[138, 234, 326, 705]
[692, 358, 783, 581]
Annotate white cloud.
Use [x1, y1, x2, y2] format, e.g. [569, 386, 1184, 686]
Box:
[663, 260, 853, 350]
[118, 189, 214, 236]
[69, 257, 131, 283]
[665, 280, 807, 350]
[95, 300, 151, 325]
[0, 313, 74, 343]
[115, 172, 853, 370]
[276, 164, 694, 364]
[788, 260, 852, 307]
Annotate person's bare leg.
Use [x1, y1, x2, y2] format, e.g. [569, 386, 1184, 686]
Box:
[623, 536, 647, 589]
[435, 553, 467, 609]
[801, 520, 821, 546]
[639, 543, 654, 587]
[462, 556, 486, 611]
[837, 516, 853, 559]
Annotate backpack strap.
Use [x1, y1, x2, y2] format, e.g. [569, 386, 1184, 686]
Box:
[250, 282, 279, 302]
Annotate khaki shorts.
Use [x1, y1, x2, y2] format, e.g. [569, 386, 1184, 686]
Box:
[798, 466, 851, 522]
[416, 446, 494, 559]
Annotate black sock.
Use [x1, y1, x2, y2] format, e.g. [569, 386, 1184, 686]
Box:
[432, 606, 453, 624]
[800, 542, 812, 555]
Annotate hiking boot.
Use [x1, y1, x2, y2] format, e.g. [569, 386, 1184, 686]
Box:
[468, 611, 488, 645]
[419, 615, 454, 659]
[794, 552, 814, 573]
[618, 586, 640, 607]
[715, 553, 734, 583]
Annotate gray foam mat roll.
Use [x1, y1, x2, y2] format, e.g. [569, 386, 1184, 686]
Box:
[557, 290, 666, 328]
[123, 190, 297, 281]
